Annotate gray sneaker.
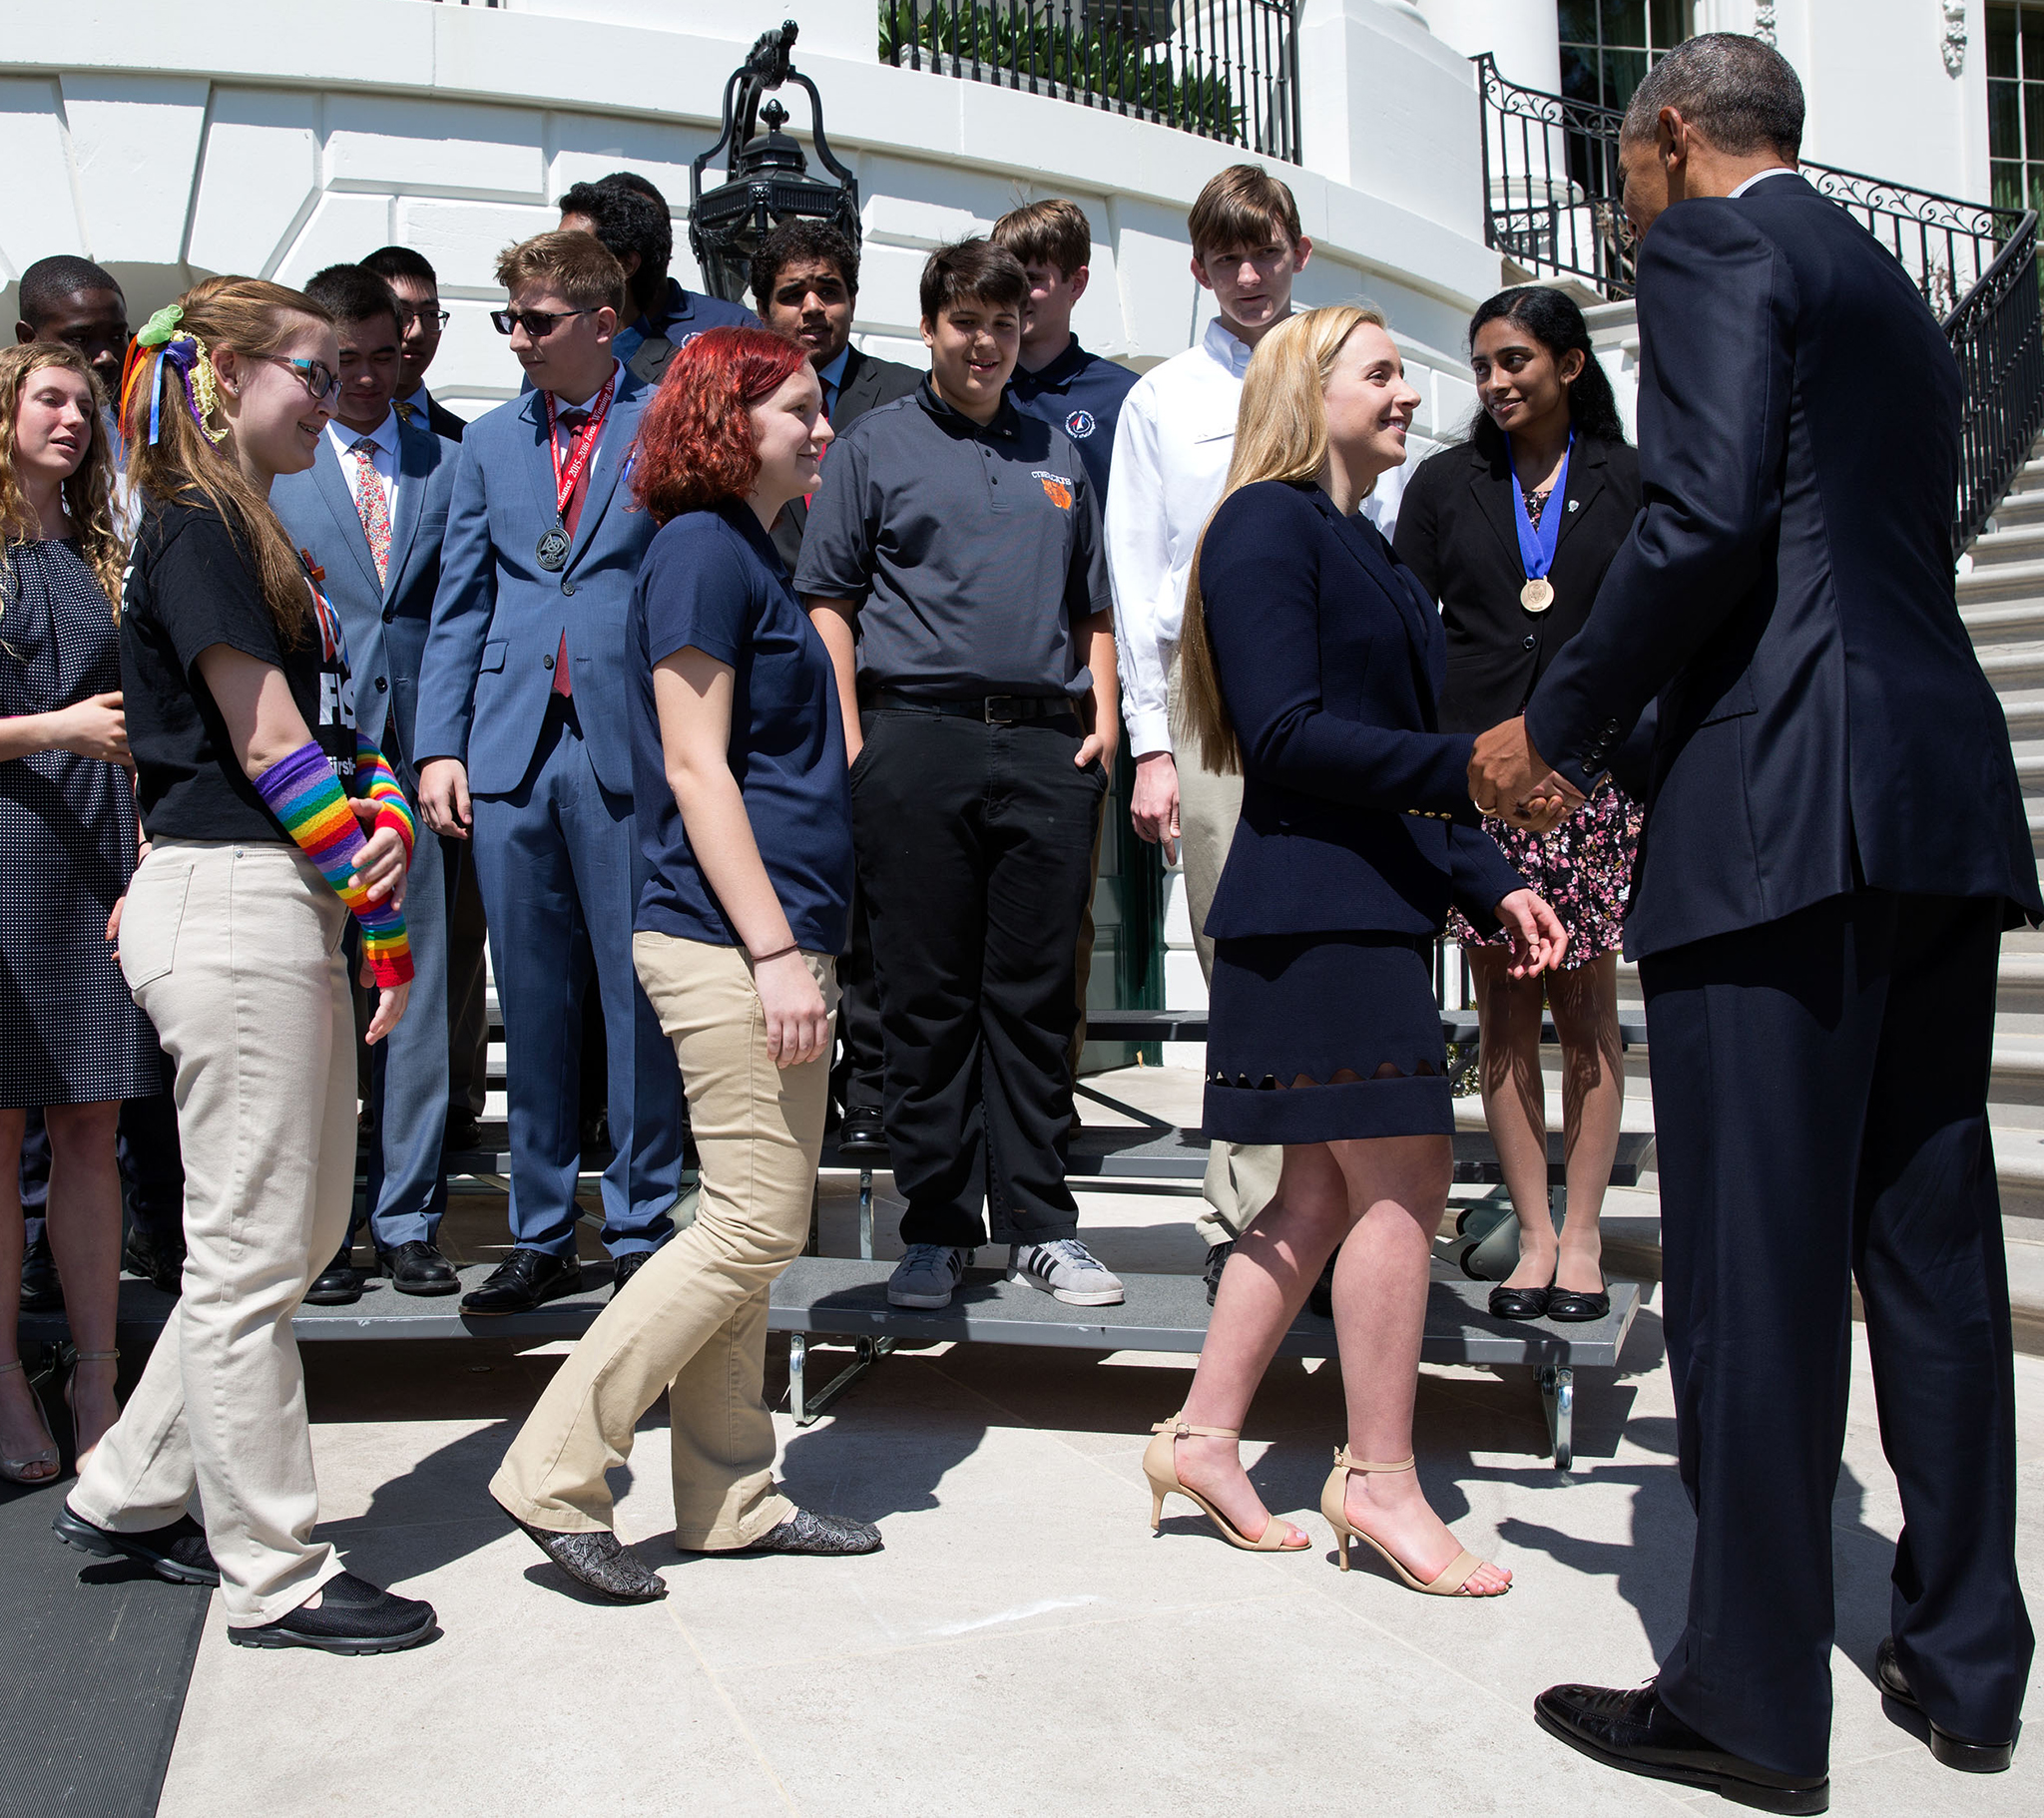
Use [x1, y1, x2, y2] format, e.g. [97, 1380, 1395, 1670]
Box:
[887, 1244, 970, 1309]
[1008, 1238, 1125, 1306]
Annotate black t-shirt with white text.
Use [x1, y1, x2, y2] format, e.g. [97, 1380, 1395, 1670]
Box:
[120, 498, 356, 843]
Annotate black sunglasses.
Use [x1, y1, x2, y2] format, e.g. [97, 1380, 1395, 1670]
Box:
[490, 307, 596, 338]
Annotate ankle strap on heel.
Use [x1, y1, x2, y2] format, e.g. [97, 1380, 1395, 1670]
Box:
[1333, 1448, 1415, 1474]
[1153, 1414, 1240, 1440]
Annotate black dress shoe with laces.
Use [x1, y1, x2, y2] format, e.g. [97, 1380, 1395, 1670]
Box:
[302, 1249, 362, 1306]
[499, 1501, 667, 1602]
[122, 1228, 186, 1296]
[1203, 1239, 1234, 1307]
[459, 1247, 583, 1316]
[442, 1109, 483, 1153]
[379, 1241, 460, 1296]
[835, 1105, 888, 1159]
[710, 1507, 881, 1557]
[54, 1505, 220, 1586]
[228, 1570, 436, 1654]
[1875, 1637, 2014, 1772]
[609, 1249, 656, 1300]
[1535, 1680, 1828, 1813]
[20, 1231, 63, 1313]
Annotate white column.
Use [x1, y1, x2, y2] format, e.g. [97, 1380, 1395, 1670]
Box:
[1418, 0, 1562, 94]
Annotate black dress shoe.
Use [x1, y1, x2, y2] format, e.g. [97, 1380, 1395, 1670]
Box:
[1535, 1680, 1828, 1814]
[1875, 1636, 2015, 1772]
[579, 1110, 611, 1153]
[1546, 1285, 1612, 1322]
[122, 1228, 185, 1296]
[836, 1105, 888, 1159]
[609, 1249, 656, 1300]
[459, 1247, 583, 1316]
[54, 1505, 220, 1586]
[20, 1231, 63, 1313]
[499, 1501, 666, 1602]
[1203, 1239, 1234, 1307]
[302, 1249, 362, 1306]
[379, 1241, 460, 1296]
[442, 1109, 483, 1153]
[697, 1507, 880, 1556]
[228, 1570, 436, 1654]
[1489, 1279, 1553, 1320]
[1307, 1251, 1337, 1319]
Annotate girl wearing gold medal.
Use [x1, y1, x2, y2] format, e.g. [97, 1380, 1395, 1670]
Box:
[1393, 286, 1643, 1324]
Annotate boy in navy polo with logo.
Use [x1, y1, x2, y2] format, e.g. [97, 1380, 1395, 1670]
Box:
[797, 238, 1126, 1315]
[993, 200, 1138, 501]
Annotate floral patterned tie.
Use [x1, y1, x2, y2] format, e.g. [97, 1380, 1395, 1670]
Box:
[350, 437, 391, 585]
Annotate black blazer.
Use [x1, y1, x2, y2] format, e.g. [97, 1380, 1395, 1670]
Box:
[1394, 433, 1640, 733]
[1200, 481, 1523, 942]
[410, 389, 465, 444]
[1527, 174, 2041, 959]
[771, 346, 924, 573]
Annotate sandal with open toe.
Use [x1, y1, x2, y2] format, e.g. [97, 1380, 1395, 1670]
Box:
[1143, 1415, 1310, 1552]
[0, 1359, 60, 1484]
[1319, 1449, 1508, 1595]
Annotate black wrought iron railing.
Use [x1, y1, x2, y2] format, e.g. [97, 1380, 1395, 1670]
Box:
[879, 1, 1299, 165]
[1473, 53, 2044, 553]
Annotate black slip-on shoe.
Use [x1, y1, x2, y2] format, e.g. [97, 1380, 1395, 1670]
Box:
[459, 1247, 583, 1316]
[229, 1570, 436, 1654]
[1875, 1637, 2015, 1772]
[1534, 1681, 1827, 1814]
[500, 1503, 666, 1602]
[302, 1250, 362, 1306]
[1203, 1239, 1234, 1307]
[835, 1105, 888, 1160]
[54, 1505, 220, 1587]
[1546, 1286, 1612, 1322]
[379, 1241, 461, 1296]
[1489, 1281, 1553, 1320]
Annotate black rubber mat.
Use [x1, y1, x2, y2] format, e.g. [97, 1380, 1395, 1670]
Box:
[0, 1359, 208, 1818]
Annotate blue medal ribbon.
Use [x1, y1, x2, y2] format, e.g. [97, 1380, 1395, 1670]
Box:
[1507, 430, 1572, 585]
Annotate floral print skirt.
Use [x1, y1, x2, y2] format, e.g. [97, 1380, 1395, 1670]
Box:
[1449, 777, 1643, 968]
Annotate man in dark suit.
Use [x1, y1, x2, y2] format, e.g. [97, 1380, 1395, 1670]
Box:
[1470, 35, 2038, 1809]
[360, 246, 468, 443]
[275, 264, 463, 1299]
[416, 230, 685, 1316]
[752, 218, 921, 1152]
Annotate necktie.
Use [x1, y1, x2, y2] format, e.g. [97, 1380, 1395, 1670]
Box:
[392, 399, 416, 427]
[551, 408, 592, 701]
[350, 438, 391, 585]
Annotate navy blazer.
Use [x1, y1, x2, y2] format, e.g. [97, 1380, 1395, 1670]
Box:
[272, 415, 458, 780]
[1200, 481, 1523, 940]
[415, 365, 658, 797]
[1526, 175, 2042, 957]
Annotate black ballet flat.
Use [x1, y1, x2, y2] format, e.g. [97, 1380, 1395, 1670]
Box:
[1488, 1281, 1552, 1320]
[1546, 1286, 1612, 1322]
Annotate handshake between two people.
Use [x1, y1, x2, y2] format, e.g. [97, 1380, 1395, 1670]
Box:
[1470, 714, 1583, 982]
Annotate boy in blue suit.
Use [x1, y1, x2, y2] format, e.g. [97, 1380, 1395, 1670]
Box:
[416, 230, 685, 1314]
[274, 263, 462, 1300]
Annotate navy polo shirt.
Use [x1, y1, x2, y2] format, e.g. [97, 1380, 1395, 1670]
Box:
[631, 501, 852, 955]
[793, 379, 1112, 702]
[1007, 335, 1138, 499]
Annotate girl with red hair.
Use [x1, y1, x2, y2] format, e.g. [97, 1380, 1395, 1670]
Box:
[491, 325, 881, 1599]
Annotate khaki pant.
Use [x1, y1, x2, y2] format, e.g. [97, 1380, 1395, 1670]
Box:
[491, 935, 835, 1548]
[1170, 663, 1282, 1246]
[71, 841, 355, 1625]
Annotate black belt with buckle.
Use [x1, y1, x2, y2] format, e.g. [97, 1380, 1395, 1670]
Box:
[868, 689, 1076, 723]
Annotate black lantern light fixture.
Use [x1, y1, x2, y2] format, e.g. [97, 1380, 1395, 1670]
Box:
[689, 20, 860, 306]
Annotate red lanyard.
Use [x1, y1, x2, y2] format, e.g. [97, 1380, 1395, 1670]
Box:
[543, 369, 617, 518]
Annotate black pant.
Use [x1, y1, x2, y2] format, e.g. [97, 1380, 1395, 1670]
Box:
[829, 880, 886, 1117]
[852, 708, 1106, 1246]
[1643, 890, 2031, 1777]
[19, 1091, 185, 1248]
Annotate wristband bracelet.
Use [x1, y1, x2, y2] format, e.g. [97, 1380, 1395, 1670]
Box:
[750, 942, 799, 965]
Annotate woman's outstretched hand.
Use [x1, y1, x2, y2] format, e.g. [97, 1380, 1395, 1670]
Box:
[1494, 888, 1569, 979]
[755, 950, 830, 1069]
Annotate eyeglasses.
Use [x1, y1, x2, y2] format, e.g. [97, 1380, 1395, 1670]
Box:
[263, 354, 342, 405]
[490, 307, 596, 338]
[400, 305, 452, 331]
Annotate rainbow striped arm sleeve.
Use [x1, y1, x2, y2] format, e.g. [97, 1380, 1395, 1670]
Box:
[354, 733, 416, 868]
[255, 742, 415, 987]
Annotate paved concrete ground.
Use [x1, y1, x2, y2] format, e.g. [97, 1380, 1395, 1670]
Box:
[153, 1070, 2042, 1818]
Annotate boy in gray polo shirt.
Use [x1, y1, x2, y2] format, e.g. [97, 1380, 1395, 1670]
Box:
[797, 238, 1124, 1311]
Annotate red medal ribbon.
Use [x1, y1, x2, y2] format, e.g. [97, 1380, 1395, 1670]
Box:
[543, 369, 617, 520]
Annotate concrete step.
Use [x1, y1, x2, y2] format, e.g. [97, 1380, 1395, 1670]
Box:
[1985, 485, 2044, 528]
[1968, 522, 2044, 567]
[1959, 576, 2044, 623]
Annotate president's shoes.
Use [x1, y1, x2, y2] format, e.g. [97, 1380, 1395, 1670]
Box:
[1534, 1680, 1829, 1814]
[459, 1247, 583, 1316]
[1875, 1637, 2015, 1773]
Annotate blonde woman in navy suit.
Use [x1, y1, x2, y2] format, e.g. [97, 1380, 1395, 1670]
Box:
[1143, 306, 1566, 1595]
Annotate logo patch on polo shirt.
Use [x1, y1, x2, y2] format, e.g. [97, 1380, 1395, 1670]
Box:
[1065, 409, 1096, 439]
[1033, 470, 1074, 510]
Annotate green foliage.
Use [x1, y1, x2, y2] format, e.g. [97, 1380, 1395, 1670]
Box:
[878, 2, 1244, 143]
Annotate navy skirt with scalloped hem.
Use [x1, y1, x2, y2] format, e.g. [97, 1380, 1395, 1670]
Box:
[1203, 932, 1453, 1146]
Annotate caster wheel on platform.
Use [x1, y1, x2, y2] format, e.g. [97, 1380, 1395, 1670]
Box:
[1458, 1212, 1525, 1282]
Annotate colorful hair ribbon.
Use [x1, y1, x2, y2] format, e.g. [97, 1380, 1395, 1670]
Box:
[120, 305, 228, 448]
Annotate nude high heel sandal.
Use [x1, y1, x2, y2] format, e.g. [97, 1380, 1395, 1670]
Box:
[63, 1348, 119, 1468]
[0, 1359, 60, 1484]
[1320, 1448, 1507, 1595]
[1143, 1415, 1310, 1552]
